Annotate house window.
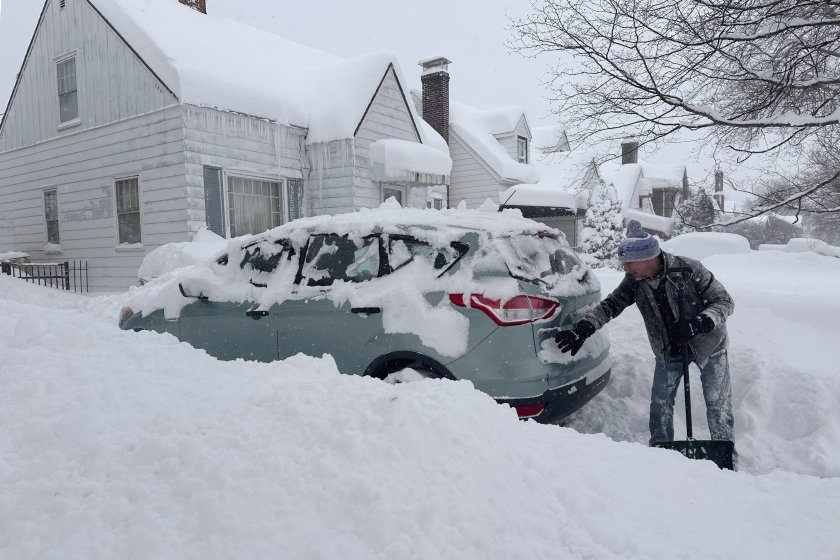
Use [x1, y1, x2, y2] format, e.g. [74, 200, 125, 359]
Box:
[517, 136, 529, 164]
[44, 189, 60, 244]
[227, 175, 283, 237]
[56, 57, 78, 123]
[382, 185, 405, 205]
[116, 177, 141, 244]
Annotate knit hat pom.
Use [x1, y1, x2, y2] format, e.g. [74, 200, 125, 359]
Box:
[626, 219, 646, 238]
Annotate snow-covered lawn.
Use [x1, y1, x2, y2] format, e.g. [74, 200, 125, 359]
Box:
[1, 247, 839, 559]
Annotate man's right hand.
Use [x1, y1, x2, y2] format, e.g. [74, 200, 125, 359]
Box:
[555, 320, 596, 356]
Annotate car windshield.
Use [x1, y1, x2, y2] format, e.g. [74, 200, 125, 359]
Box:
[491, 234, 588, 287]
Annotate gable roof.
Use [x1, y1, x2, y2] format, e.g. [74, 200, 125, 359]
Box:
[448, 101, 538, 183]
[85, 0, 436, 145]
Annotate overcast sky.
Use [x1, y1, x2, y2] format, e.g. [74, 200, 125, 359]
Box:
[0, 0, 757, 200]
[0, 0, 557, 123]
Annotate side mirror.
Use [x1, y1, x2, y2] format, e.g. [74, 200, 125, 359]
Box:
[178, 283, 208, 300]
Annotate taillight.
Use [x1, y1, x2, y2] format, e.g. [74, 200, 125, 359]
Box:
[449, 293, 559, 326]
[514, 402, 546, 418]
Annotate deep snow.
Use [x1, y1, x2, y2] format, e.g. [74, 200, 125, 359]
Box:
[1, 243, 839, 559]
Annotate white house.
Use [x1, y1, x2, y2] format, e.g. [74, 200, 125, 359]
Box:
[0, 0, 450, 291]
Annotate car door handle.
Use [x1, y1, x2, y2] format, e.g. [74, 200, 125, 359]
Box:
[246, 309, 270, 318]
[351, 307, 381, 315]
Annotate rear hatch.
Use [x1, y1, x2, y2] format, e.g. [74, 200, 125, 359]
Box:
[491, 233, 607, 373]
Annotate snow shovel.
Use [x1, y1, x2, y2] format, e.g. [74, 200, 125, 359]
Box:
[650, 269, 735, 471]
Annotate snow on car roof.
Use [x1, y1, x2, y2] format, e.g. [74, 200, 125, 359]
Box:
[239, 199, 565, 248]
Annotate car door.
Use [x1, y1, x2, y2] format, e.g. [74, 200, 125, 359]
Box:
[178, 239, 295, 363]
[276, 233, 385, 374]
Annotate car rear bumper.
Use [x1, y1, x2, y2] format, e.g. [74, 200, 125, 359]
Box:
[495, 368, 611, 424]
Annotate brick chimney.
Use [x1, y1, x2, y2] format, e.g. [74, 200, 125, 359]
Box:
[621, 140, 638, 164]
[179, 0, 206, 13]
[419, 57, 451, 144]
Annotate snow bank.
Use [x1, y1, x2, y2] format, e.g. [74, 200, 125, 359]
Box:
[759, 237, 840, 258]
[1, 274, 839, 559]
[662, 232, 752, 260]
[137, 227, 227, 282]
[0, 251, 28, 261]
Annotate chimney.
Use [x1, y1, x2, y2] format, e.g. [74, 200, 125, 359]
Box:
[621, 141, 638, 164]
[419, 57, 451, 144]
[714, 169, 725, 211]
[179, 0, 206, 13]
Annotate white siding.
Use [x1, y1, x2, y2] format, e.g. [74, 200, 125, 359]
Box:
[448, 131, 503, 209]
[352, 67, 426, 210]
[182, 105, 307, 232]
[0, 0, 177, 152]
[494, 116, 531, 163]
[0, 107, 187, 291]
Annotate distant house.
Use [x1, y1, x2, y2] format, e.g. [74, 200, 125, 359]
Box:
[605, 141, 690, 239]
[0, 0, 450, 291]
[412, 57, 538, 211]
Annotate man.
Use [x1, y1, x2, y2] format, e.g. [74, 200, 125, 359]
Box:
[555, 220, 735, 446]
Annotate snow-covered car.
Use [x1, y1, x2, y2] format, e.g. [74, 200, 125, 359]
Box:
[119, 205, 611, 423]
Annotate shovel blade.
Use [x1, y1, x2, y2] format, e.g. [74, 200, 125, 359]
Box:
[651, 440, 736, 471]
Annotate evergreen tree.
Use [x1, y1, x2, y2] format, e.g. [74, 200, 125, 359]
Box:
[674, 188, 718, 235]
[580, 180, 624, 267]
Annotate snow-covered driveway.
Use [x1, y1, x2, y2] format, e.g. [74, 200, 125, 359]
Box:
[1, 248, 839, 559]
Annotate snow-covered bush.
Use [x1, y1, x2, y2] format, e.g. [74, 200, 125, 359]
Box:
[579, 180, 624, 268]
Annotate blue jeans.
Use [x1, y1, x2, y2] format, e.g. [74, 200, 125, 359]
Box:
[649, 350, 734, 443]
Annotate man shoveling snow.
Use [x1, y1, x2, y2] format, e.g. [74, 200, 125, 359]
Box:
[555, 220, 735, 461]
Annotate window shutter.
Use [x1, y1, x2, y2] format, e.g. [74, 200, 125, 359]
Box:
[203, 166, 224, 236]
[287, 178, 304, 221]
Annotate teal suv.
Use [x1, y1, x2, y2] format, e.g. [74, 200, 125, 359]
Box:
[119, 209, 611, 423]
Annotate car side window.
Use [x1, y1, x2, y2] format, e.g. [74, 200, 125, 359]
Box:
[238, 239, 294, 273]
[302, 234, 379, 286]
[386, 236, 468, 275]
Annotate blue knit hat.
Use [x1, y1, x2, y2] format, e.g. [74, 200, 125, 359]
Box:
[617, 220, 661, 262]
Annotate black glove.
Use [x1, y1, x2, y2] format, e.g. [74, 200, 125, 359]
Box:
[669, 314, 714, 345]
[555, 320, 597, 356]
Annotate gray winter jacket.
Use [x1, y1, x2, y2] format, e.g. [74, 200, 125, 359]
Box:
[583, 252, 734, 367]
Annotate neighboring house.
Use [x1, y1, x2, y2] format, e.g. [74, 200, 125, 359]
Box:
[0, 0, 450, 291]
[412, 57, 538, 211]
[603, 142, 690, 239]
[499, 132, 597, 246]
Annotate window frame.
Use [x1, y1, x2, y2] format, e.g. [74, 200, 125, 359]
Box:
[115, 176, 142, 245]
[516, 136, 529, 164]
[55, 54, 79, 126]
[224, 172, 292, 238]
[43, 188, 60, 246]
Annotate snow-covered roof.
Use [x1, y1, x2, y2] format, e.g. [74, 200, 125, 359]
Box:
[90, 0, 440, 146]
[369, 139, 452, 181]
[448, 102, 538, 184]
[499, 184, 577, 210]
[531, 124, 570, 154]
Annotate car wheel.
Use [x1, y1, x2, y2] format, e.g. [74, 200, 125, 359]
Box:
[383, 367, 438, 384]
[367, 355, 450, 382]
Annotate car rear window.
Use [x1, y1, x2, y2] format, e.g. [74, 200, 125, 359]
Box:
[490, 234, 588, 287]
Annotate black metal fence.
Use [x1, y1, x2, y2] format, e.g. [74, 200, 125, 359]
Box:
[1, 260, 89, 293]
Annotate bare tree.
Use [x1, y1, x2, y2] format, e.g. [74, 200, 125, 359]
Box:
[511, 0, 840, 221]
